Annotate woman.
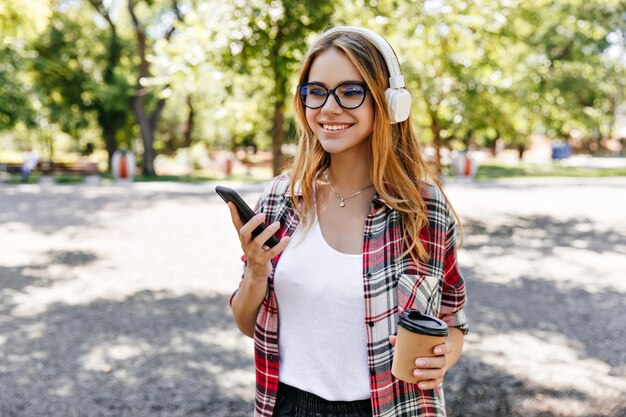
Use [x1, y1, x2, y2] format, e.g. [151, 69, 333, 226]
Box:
[228, 26, 468, 417]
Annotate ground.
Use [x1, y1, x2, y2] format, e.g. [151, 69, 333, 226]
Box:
[0, 177, 624, 416]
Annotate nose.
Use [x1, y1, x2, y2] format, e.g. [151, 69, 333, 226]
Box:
[320, 92, 343, 115]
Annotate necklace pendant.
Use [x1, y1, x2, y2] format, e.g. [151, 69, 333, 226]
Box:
[339, 199, 346, 207]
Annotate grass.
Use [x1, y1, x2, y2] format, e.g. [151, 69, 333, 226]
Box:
[3, 162, 625, 185]
[98, 173, 216, 183]
[2, 173, 93, 184]
[1, 174, 41, 184]
[473, 162, 626, 180]
[53, 175, 88, 184]
[100, 172, 270, 183]
[1, 171, 269, 185]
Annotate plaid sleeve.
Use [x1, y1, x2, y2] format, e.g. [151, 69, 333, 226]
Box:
[439, 208, 469, 334]
[228, 254, 249, 307]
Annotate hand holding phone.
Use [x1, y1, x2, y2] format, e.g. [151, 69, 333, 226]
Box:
[215, 185, 280, 248]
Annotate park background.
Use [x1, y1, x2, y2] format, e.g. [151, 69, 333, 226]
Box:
[1, 0, 626, 179]
[1, 0, 626, 416]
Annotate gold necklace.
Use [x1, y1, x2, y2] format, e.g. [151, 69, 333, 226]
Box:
[325, 169, 373, 208]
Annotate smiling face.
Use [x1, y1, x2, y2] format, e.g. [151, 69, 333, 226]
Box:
[304, 48, 375, 158]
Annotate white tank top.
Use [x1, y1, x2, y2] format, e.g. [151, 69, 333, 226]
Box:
[273, 219, 371, 401]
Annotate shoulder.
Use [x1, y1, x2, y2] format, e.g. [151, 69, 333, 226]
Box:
[418, 181, 446, 205]
[256, 174, 296, 222]
[261, 174, 291, 200]
[257, 174, 292, 209]
[418, 181, 454, 224]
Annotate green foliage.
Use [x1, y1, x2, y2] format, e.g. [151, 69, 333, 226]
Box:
[339, 0, 626, 152]
[1, 0, 625, 166]
[502, 0, 626, 142]
[204, 0, 335, 147]
[0, 0, 50, 42]
[0, 0, 51, 130]
[0, 45, 37, 129]
[32, 6, 135, 145]
[230, 0, 335, 95]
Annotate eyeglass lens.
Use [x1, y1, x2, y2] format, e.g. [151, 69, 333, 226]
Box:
[299, 83, 367, 109]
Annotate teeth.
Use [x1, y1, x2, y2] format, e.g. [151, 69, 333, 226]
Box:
[323, 124, 350, 131]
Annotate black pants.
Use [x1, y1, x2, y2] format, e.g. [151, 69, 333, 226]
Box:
[272, 382, 372, 417]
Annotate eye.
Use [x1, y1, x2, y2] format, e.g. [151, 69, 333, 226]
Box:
[339, 84, 365, 96]
[308, 86, 327, 96]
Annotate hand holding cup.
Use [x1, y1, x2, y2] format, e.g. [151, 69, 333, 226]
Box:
[390, 309, 449, 389]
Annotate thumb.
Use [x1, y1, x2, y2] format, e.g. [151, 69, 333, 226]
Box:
[227, 202, 244, 230]
[388, 335, 397, 347]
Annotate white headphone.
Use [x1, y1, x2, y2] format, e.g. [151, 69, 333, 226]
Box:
[317, 26, 412, 124]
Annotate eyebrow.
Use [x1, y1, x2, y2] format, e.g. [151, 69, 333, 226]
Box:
[306, 80, 366, 87]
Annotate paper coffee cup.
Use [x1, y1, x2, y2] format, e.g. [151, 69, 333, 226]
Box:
[391, 309, 449, 384]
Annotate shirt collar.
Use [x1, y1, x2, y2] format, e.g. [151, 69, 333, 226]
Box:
[372, 193, 394, 211]
[284, 179, 302, 197]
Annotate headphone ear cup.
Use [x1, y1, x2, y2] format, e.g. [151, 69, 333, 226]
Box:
[385, 88, 412, 124]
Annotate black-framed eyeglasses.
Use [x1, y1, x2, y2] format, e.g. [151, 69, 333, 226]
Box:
[298, 82, 369, 110]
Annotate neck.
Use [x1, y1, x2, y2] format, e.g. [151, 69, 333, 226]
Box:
[327, 152, 372, 192]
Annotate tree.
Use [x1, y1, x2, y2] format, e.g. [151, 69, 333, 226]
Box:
[0, 0, 50, 131]
[364, 0, 626, 171]
[226, 0, 335, 175]
[0, 44, 37, 131]
[85, 0, 135, 168]
[32, 4, 135, 169]
[126, 0, 187, 176]
[503, 0, 626, 146]
[364, 0, 512, 173]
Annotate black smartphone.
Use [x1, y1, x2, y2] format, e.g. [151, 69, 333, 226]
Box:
[215, 185, 280, 248]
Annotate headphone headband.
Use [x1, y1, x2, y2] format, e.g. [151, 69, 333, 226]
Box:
[320, 26, 406, 90]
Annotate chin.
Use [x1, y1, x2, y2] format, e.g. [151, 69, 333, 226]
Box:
[317, 136, 370, 156]
[317, 137, 345, 153]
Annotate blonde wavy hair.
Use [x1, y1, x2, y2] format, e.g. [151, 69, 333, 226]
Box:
[290, 28, 456, 263]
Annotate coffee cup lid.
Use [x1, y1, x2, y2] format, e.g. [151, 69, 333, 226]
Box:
[398, 309, 449, 337]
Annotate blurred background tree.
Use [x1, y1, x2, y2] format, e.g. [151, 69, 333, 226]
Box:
[0, 0, 49, 133]
[0, 0, 624, 175]
[212, 0, 335, 175]
[32, 3, 135, 169]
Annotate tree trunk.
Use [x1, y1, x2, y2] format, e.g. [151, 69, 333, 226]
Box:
[184, 95, 194, 148]
[87, 0, 122, 173]
[429, 109, 443, 178]
[269, 24, 289, 177]
[608, 93, 617, 139]
[131, 95, 156, 175]
[271, 101, 285, 176]
[128, 0, 154, 175]
[127, 0, 181, 176]
[463, 129, 473, 152]
[103, 123, 117, 171]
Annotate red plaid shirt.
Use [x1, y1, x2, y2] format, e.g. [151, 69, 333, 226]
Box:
[231, 175, 468, 417]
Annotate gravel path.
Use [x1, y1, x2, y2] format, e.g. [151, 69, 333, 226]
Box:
[0, 178, 624, 417]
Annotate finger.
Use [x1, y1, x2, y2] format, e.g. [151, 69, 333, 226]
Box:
[414, 356, 447, 369]
[413, 367, 445, 382]
[227, 202, 244, 230]
[432, 341, 452, 356]
[388, 335, 397, 347]
[417, 378, 444, 391]
[252, 221, 281, 249]
[264, 235, 291, 258]
[239, 213, 266, 241]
